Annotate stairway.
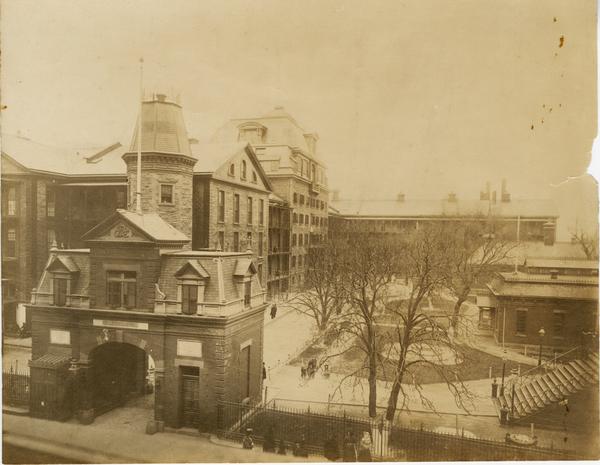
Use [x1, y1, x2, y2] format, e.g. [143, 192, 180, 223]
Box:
[493, 352, 599, 424]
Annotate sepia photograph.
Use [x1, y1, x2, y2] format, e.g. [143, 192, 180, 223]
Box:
[1, 0, 598, 462]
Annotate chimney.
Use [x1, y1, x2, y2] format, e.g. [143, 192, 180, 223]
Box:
[501, 178, 511, 202]
[543, 222, 556, 246]
[156, 94, 167, 102]
[397, 193, 405, 202]
[447, 192, 457, 203]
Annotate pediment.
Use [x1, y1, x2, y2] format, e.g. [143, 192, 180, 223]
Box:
[96, 221, 152, 242]
[233, 258, 258, 277]
[175, 260, 210, 279]
[46, 255, 80, 274]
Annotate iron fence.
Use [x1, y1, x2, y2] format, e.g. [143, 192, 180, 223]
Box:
[216, 399, 587, 461]
[3, 367, 30, 407]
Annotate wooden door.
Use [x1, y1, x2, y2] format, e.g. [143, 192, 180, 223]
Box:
[180, 366, 200, 428]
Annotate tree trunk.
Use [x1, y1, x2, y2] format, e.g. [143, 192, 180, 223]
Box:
[451, 296, 466, 331]
[368, 349, 378, 418]
[385, 373, 403, 422]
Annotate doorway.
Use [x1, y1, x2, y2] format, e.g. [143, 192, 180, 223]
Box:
[180, 366, 200, 428]
[90, 342, 148, 416]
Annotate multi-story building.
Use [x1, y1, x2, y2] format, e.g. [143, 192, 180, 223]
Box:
[1, 94, 273, 332]
[1, 136, 128, 334]
[212, 106, 329, 291]
[267, 193, 291, 299]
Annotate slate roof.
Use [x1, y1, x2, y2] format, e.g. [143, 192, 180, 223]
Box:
[1, 134, 128, 177]
[127, 96, 192, 156]
[29, 353, 71, 368]
[82, 209, 189, 244]
[331, 198, 558, 219]
[47, 255, 80, 273]
[488, 272, 598, 301]
[233, 258, 258, 276]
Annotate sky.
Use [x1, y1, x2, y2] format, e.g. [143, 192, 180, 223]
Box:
[1, 0, 597, 239]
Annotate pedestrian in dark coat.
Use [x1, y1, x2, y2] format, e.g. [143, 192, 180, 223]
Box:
[270, 303, 278, 319]
[342, 431, 357, 462]
[262, 362, 267, 381]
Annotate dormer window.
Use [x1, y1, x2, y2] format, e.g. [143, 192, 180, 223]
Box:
[160, 184, 174, 204]
[228, 163, 235, 176]
[53, 276, 68, 306]
[46, 255, 80, 307]
[175, 260, 209, 316]
[238, 122, 267, 144]
[241, 160, 247, 180]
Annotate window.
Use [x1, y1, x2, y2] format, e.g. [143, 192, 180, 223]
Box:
[116, 190, 126, 209]
[299, 255, 303, 267]
[299, 234, 303, 246]
[293, 193, 298, 204]
[300, 195, 305, 205]
[182, 284, 198, 315]
[292, 234, 297, 246]
[53, 277, 68, 306]
[218, 190, 225, 222]
[218, 231, 225, 251]
[311, 165, 316, 181]
[258, 232, 264, 256]
[241, 160, 247, 179]
[247, 197, 253, 225]
[292, 256, 296, 268]
[233, 232, 240, 252]
[259, 200, 264, 226]
[293, 213, 298, 224]
[305, 216, 309, 226]
[240, 344, 251, 399]
[160, 184, 174, 204]
[6, 228, 16, 257]
[553, 311, 566, 334]
[47, 228, 56, 249]
[6, 186, 17, 216]
[305, 234, 309, 245]
[300, 214, 304, 225]
[252, 171, 257, 183]
[107, 271, 137, 309]
[301, 159, 305, 177]
[244, 281, 251, 308]
[233, 194, 240, 223]
[46, 188, 56, 217]
[228, 163, 235, 176]
[246, 232, 252, 250]
[516, 309, 527, 334]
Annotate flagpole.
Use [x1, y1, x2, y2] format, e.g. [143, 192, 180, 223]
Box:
[136, 57, 144, 215]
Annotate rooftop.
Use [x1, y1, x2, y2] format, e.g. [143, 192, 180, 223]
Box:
[331, 198, 558, 219]
[488, 271, 598, 301]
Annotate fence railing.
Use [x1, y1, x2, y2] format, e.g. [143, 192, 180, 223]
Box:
[3, 367, 30, 407]
[216, 399, 586, 461]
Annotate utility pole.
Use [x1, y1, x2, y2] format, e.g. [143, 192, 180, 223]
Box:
[136, 57, 144, 215]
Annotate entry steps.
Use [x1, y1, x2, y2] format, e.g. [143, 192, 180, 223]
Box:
[493, 352, 598, 423]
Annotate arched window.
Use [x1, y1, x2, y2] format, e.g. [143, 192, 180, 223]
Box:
[252, 171, 258, 183]
[241, 160, 247, 179]
[228, 163, 235, 176]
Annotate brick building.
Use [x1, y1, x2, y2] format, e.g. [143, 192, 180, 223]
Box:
[1, 136, 128, 334]
[481, 264, 598, 352]
[27, 209, 266, 430]
[212, 106, 329, 290]
[1, 95, 274, 329]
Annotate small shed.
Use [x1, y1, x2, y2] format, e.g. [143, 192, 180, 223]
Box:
[29, 354, 74, 421]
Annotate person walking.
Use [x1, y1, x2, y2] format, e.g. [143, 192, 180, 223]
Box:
[262, 362, 267, 382]
[270, 303, 278, 319]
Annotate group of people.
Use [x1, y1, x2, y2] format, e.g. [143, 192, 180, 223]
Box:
[243, 426, 374, 461]
[300, 358, 318, 380]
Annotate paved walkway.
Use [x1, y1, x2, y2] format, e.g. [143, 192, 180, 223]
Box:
[3, 414, 321, 463]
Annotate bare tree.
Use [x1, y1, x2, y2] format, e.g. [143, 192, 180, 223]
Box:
[287, 240, 344, 332]
[444, 220, 516, 332]
[571, 229, 599, 260]
[384, 223, 474, 422]
[335, 234, 401, 418]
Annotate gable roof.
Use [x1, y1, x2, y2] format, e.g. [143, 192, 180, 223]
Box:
[175, 260, 210, 279]
[488, 272, 598, 301]
[191, 141, 273, 190]
[46, 255, 80, 273]
[234, 258, 258, 277]
[82, 209, 189, 244]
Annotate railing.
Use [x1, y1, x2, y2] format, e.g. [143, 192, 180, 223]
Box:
[215, 399, 585, 461]
[3, 366, 30, 407]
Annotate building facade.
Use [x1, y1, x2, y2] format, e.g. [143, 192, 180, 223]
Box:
[27, 209, 266, 430]
[212, 106, 329, 290]
[267, 194, 291, 299]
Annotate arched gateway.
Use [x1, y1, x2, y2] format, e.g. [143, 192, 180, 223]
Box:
[27, 209, 267, 432]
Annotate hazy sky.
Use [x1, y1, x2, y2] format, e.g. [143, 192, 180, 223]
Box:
[1, 0, 597, 238]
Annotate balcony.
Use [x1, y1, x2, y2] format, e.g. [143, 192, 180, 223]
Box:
[310, 181, 320, 194]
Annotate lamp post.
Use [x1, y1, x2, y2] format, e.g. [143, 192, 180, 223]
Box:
[500, 355, 507, 397]
[537, 327, 546, 367]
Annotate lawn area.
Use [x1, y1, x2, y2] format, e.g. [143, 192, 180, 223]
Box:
[328, 342, 533, 385]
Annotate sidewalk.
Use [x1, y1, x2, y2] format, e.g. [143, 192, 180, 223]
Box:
[3, 414, 321, 463]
